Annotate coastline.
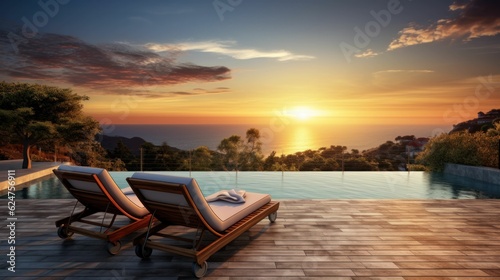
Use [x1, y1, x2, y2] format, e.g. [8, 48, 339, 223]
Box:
[101, 123, 451, 155]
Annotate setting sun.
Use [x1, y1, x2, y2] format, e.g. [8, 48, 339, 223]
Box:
[287, 107, 317, 121]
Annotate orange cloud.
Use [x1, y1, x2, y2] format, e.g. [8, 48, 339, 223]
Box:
[354, 49, 381, 58]
[388, 0, 500, 50]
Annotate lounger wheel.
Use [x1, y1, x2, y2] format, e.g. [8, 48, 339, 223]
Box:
[192, 261, 208, 278]
[268, 212, 278, 223]
[106, 240, 122, 255]
[57, 225, 74, 239]
[135, 243, 153, 259]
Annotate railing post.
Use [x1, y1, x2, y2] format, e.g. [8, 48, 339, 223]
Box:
[140, 147, 143, 172]
[341, 152, 344, 173]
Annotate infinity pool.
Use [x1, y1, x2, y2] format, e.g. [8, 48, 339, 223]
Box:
[3, 171, 500, 200]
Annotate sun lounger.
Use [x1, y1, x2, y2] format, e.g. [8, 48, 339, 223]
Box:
[53, 165, 151, 254]
[127, 172, 279, 278]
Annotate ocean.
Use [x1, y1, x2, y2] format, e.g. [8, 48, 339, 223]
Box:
[101, 123, 451, 155]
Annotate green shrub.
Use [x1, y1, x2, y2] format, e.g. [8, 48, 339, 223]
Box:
[407, 164, 428, 171]
[417, 132, 500, 171]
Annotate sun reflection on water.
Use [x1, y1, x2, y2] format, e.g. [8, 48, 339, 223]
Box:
[288, 126, 315, 152]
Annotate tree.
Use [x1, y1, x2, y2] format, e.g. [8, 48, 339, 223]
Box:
[320, 145, 347, 159]
[395, 135, 415, 143]
[217, 135, 243, 171]
[110, 140, 135, 170]
[0, 82, 100, 168]
[344, 157, 377, 171]
[189, 146, 213, 171]
[487, 121, 500, 136]
[242, 128, 264, 170]
[300, 154, 325, 171]
[71, 139, 126, 170]
[156, 142, 177, 171]
[140, 142, 157, 171]
[263, 151, 280, 170]
[112, 140, 134, 162]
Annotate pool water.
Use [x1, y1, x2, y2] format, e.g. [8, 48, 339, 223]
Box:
[3, 171, 500, 200]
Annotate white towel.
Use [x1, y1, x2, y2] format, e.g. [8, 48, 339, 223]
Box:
[205, 189, 246, 203]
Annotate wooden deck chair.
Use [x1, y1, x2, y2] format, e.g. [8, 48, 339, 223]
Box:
[127, 172, 279, 278]
[53, 165, 151, 255]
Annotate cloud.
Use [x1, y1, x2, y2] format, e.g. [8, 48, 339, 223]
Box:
[145, 40, 315, 61]
[388, 0, 500, 50]
[168, 87, 230, 97]
[354, 49, 382, 58]
[0, 30, 231, 93]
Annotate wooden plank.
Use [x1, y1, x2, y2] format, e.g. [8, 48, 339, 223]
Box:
[2, 199, 500, 279]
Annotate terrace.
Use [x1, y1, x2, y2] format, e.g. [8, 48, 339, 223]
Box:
[2, 164, 500, 279]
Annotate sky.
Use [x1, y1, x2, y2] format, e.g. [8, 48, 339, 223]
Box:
[0, 0, 499, 128]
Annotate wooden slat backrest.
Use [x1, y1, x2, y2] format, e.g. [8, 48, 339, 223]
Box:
[53, 169, 124, 215]
[126, 177, 217, 233]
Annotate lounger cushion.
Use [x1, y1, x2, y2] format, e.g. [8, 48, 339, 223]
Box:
[208, 192, 271, 230]
[130, 172, 271, 232]
[57, 165, 148, 218]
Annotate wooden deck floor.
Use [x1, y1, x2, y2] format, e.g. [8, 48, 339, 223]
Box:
[2, 199, 500, 279]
